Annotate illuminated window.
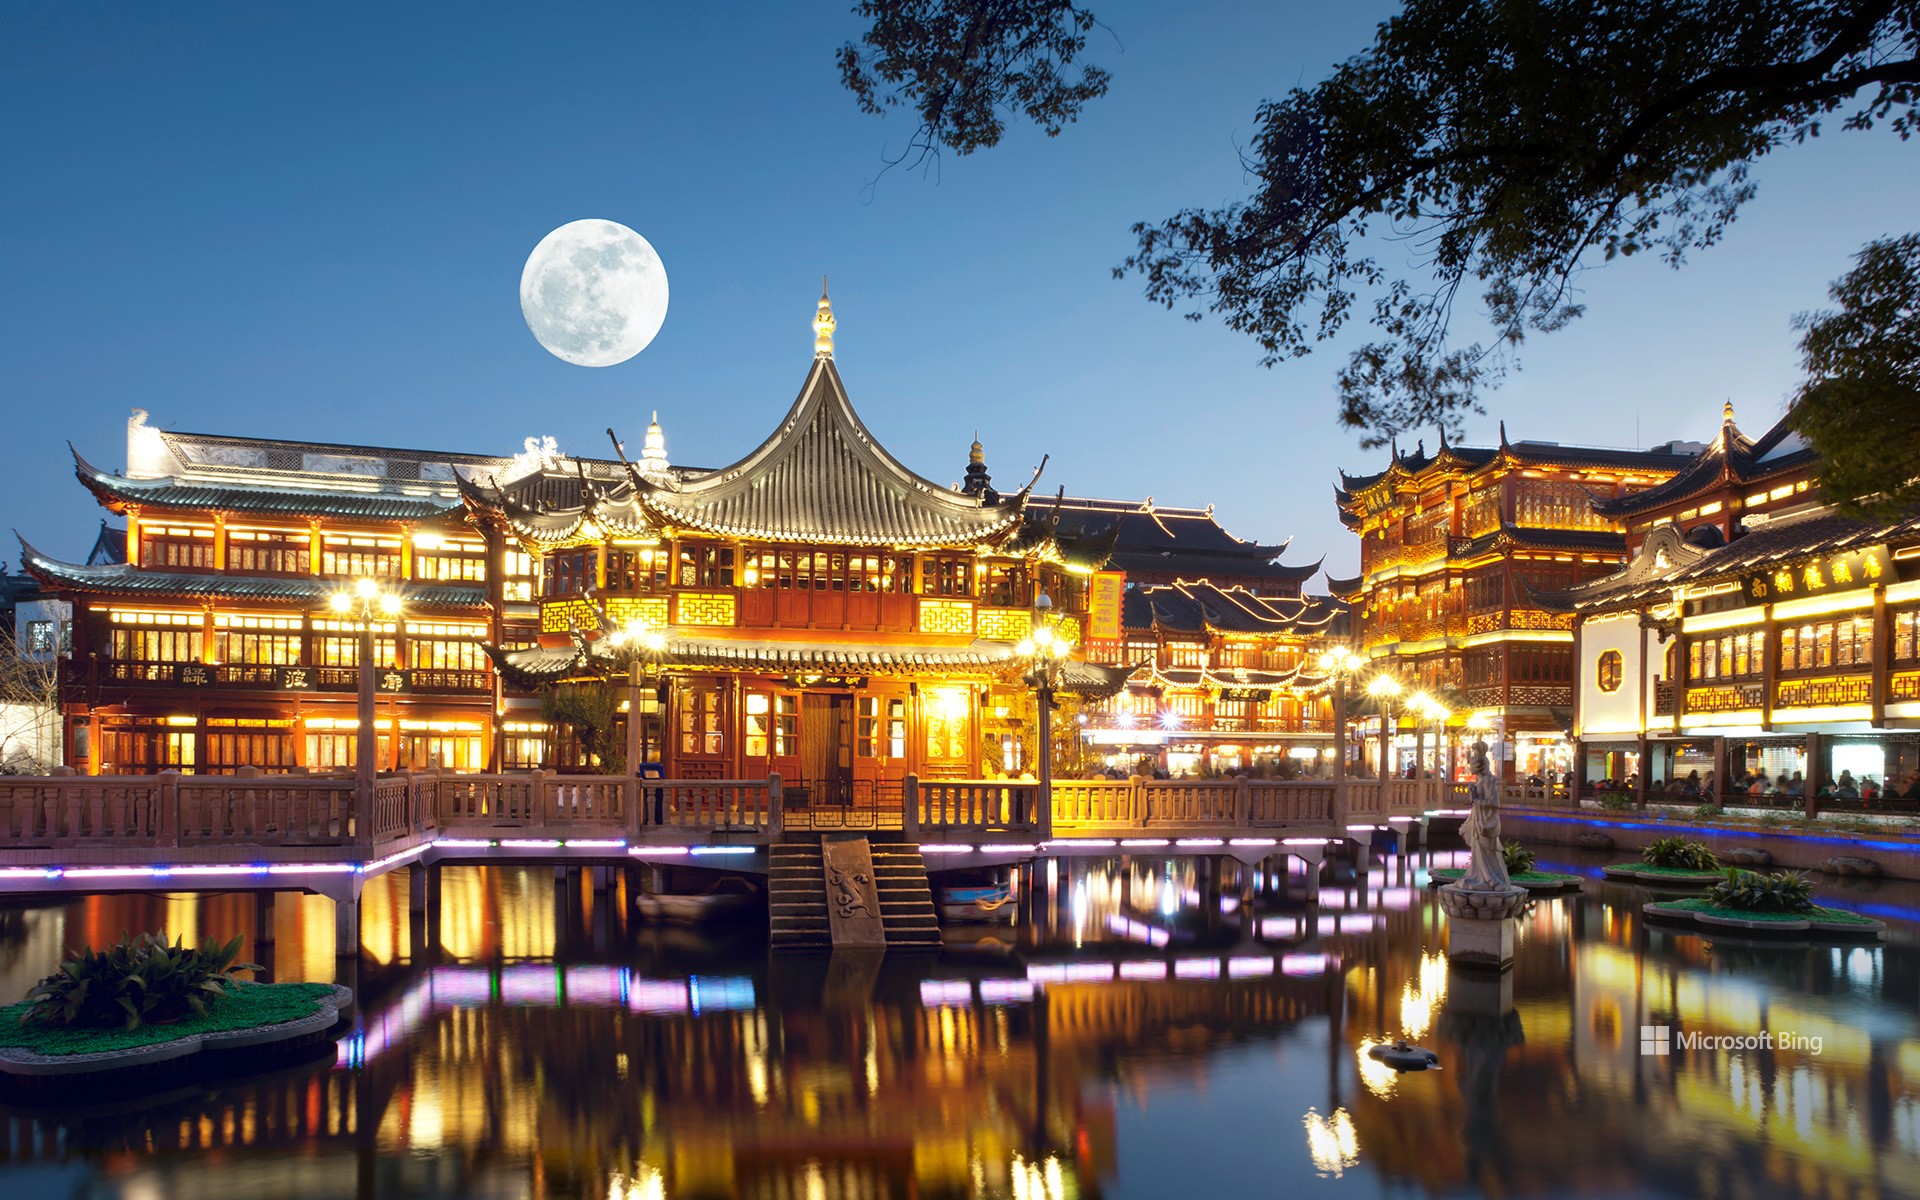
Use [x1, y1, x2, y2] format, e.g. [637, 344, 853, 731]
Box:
[1596, 650, 1623, 693]
[745, 692, 770, 758]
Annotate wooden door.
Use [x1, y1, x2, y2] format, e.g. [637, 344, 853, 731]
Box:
[801, 693, 854, 805]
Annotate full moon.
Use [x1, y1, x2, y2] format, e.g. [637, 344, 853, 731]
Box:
[519, 219, 669, 367]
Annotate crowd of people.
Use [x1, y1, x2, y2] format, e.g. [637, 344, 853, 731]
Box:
[1587, 767, 1920, 805]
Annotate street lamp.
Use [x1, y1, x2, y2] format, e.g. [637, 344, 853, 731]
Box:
[1366, 674, 1402, 779]
[1407, 692, 1452, 781]
[608, 618, 668, 777]
[329, 578, 403, 790]
[1464, 711, 1495, 787]
[1016, 593, 1072, 839]
[1316, 647, 1365, 784]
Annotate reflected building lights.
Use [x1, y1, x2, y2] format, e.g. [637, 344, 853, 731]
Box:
[1303, 1106, 1361, 1177]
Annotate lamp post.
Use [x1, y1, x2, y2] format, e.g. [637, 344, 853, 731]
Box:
[1016, 593, 1071, 840]
[329, 578, 403, 792]
[609, 618, 668, 776]
[1465, 713, 1493, 790]
[1317, 647, 1365, 830]
[1366, 674, 1402, 780]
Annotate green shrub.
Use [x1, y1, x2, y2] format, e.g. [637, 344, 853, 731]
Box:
[1502, 840, 1537, 876]
[23, 933, 259, 1031]
[1643, 837, 1718, 871]
[1694, 803, 1724, 819]
[1598, 792, 1633, 812]
[1707, 868, 1815, 914]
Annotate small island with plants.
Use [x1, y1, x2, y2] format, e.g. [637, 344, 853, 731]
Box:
[1603, 837, 1725, 886]
[1429, 841, 1582, 893]
[1644, 868, 1886, 940]
[0, 932, 351, 1096]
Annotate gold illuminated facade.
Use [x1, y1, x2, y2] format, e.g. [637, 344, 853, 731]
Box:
[1335, 427, 1697, 779]
[1555, 405, 1920, 799]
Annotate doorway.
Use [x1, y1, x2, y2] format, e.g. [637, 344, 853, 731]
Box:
[801, 693, 854, 805]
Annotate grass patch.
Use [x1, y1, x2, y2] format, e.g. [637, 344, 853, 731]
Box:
[0, 982, 335, 1057]
[1430, 868, 1579, 885]
[1617, 864, 1722, 878]
[1649, 898, 1879, 926]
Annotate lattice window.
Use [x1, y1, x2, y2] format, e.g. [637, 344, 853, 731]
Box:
[919, 599, 974, 636]
[675, 592, 736, 627]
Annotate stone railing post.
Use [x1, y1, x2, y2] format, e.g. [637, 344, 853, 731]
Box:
[768, 771, 784, 837]
[1128, 775, 1146, 826]
[157, 770, 180, 847]
[624, 775, 642, 837]
[530, 769, 548, 828]
[1234, 776, 1251, 828]
[902, 774, 920, 842]
[1331, 778, 1349, 831]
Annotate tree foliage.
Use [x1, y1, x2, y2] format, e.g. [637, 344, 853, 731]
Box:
[838, 0, 1110, 171]
[542, 681, 625, 776]
[1788, 233, 1920, 517]
[841, 1, 1919, 445]
[0, 628, 60, 775]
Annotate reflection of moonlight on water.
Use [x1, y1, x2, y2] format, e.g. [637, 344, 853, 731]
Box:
[519, 219, 669, 367]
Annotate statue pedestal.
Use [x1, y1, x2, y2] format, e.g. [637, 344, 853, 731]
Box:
[1438, 884, 1529, 971]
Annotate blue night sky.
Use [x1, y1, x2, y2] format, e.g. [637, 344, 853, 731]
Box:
[4, 2, 1915, 579]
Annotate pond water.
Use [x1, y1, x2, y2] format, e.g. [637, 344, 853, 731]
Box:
[2, 843, 1919, 1199]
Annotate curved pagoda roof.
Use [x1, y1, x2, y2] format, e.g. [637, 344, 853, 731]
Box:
[1590, 404, 1815, 519]
[72, 445, 469, 524]
[1335, 424, 1700, 527]
[1126, 581, 1345, 637]
[1026, 495, 1316, 583]
[15, 535, 488, 609]
[473, 295, 1036, 549]
[633, 354, 1031, 546]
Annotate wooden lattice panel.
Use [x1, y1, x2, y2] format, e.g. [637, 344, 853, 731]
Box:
[606, 596, 669, 629]
[976, 607, 1031, 642]
[540, 599, 598, 634]
[1775, 675, 1872, 710]
[918, 598, 974, 636]
[674, 592, 736, 627]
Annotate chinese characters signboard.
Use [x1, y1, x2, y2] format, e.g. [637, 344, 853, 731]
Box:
[1088, 570, 1125, 641]
[1742, 544, 1893, 604]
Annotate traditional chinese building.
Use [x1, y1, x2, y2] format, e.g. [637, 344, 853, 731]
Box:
[22, 412, 521, 774]
[474, 291, 1132, 798]
[1335, 428, 1699, 780]
[1076, 580, 1346, 776]
[1554, 405, 1920, 798]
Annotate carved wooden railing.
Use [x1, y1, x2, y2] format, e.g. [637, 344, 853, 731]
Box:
[905, 776, 1042, 838]
[433, 772, 777, 835]
[0, 769, 360, 858]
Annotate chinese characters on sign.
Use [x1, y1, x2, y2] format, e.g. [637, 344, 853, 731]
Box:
[1743, 545, 1892, 604]
[1088, 570, 1125, 641]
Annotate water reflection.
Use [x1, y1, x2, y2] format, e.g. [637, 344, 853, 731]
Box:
[0, 847, 1918, 1198]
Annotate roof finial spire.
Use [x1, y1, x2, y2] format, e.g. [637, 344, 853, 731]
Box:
[1722, 398, 1735, 425]
[640, 410, 669, 477]
[963, 430, 993, 496]
[813, 277, 836, 358]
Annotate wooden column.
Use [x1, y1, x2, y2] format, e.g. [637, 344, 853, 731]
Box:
[1760, 605, 1777, 733]
[126, 507, 142, 567]
[1710, 735, 1727, 806]
[1871, 584, 1890, 728]
[399, 524, 415, 581]
[1634, 734, 1649, 808]
[309, 521, 323, 575]
[1672, 626, 1689, 736]
[1803, 731, 1822, 818]
[213, 513, 228, 571]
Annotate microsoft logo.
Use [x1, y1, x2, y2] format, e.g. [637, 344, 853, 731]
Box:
[1640, 1025, 1671, 1056]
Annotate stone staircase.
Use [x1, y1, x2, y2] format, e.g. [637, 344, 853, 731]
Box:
[769, 838, 940, 951]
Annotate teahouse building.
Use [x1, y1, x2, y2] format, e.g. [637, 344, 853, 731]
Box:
[1550, 403, 1920, 801]
[21, 291, 1138, 793]
[1336, 428, 1699, 781]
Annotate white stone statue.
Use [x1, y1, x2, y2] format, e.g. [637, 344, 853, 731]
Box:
[1458, 738, 1510, 891]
